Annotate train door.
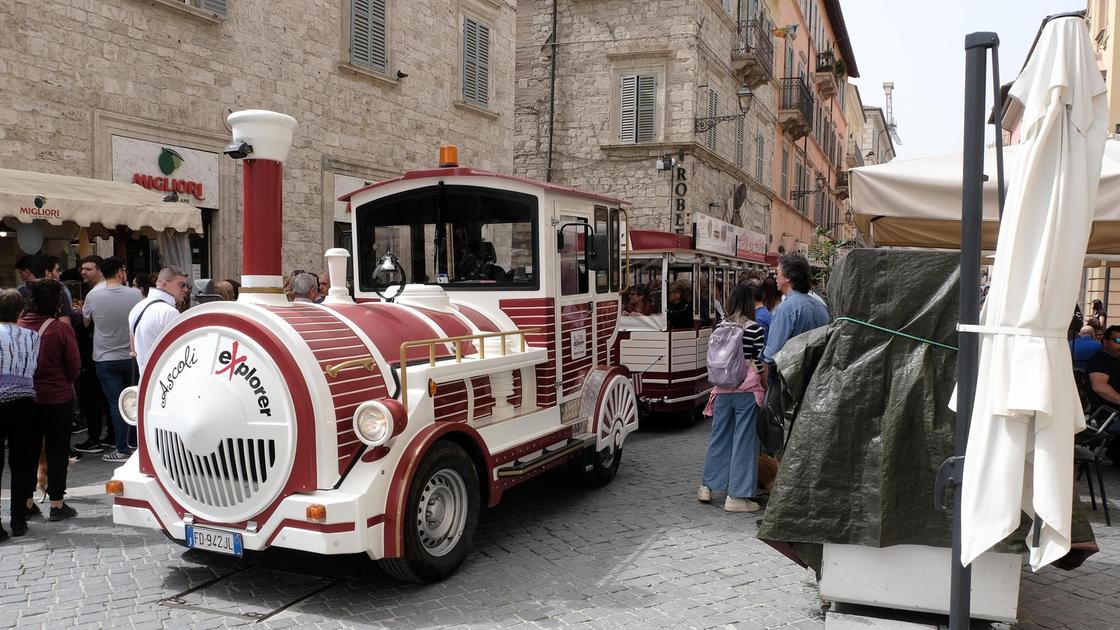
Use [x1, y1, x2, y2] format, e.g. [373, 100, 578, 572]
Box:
[593, 206, 622, 366]
[557, 213, 593, 409]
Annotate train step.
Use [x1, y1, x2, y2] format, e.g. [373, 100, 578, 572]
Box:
[495, 438, 587, 478]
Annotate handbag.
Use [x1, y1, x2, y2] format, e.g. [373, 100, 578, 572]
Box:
[759, 369, 787, 457]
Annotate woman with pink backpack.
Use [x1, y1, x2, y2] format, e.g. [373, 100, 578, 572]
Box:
[698, 283, 767, 512]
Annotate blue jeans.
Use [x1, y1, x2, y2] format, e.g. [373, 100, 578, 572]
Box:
[95, 360, 133, 455]
[702, 392, 760, 499]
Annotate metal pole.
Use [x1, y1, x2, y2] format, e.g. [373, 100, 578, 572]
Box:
[952, 31, 999, 630]
[991, 45, 1006, 218]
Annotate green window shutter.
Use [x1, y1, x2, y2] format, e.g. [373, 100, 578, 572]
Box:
[463, 17, 490, 106]
[636, 75, 656, 143]
[199, 0, 227, 15]
[351, 0, 387, 73]
[619, 75, 637, 143]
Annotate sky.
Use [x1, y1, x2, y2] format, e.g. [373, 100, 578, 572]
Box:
[841, 0, 1084, 160]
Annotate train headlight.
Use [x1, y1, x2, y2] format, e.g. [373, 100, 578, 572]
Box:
[119, 387, 140, 426]
[354, 402, 393, 446]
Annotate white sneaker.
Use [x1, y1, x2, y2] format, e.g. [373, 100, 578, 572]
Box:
[724, 496, 761, 513]
[697, 485, 712, 503]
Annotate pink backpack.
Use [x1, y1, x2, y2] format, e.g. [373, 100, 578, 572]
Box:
[707, 321, 746, 388]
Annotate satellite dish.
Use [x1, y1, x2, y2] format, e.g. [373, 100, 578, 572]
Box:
[733, 183, 748, 210]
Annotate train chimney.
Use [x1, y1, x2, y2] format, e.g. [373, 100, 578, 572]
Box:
[226, 110, 298, 304]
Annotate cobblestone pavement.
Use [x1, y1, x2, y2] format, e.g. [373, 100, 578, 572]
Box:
[0, 420, 1117, 629]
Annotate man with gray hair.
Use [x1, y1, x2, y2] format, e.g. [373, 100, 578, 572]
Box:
[291, 272, 320, 303]
[125, 267, 190, 411]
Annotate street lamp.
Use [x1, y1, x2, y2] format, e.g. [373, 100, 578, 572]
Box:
[694, 86, 755, 133]
[790, 172, 827, 200]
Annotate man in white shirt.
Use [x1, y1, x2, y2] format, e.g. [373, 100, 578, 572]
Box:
[128, 266, 190, 379]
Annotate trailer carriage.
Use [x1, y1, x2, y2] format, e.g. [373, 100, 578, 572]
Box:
[107, 111, 638, 583]
[617, 230, 775, 419]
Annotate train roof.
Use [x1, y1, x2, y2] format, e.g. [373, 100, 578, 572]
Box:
[338, 166, 628, 207]
[630, 229, 778, 266]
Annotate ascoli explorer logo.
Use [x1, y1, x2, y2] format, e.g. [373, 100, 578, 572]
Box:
[131, 146, 206, 200]
[19, 195, 60, 219]
[216, 341, 273, 417]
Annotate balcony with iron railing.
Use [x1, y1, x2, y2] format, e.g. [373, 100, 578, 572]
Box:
[732, 20, 775, 89]
[778, 77, 813, 140]
[815, 51, 839, 99]
[845, 137, 864, 168]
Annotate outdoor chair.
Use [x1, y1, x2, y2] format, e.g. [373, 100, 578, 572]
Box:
[1075, 405, 1116, 526]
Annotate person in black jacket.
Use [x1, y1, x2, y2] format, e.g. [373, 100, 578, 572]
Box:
[666, 280, 693, 330]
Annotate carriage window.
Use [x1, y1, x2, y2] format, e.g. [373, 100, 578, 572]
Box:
[560, 215, 588, 295]
[621, 259, 662, 315]
[355, 186, 538, 291]
[595, 207, 609, 293]
[609, 209, 621, 292]
[667, 265, 695, 329]
[699, 267, 713, 326]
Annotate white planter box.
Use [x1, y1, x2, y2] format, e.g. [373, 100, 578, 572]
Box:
[820, 543, 1021, 623]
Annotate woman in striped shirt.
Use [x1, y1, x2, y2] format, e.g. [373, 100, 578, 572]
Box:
[0, 289, 40, 541]
[698, 283, 766, 513]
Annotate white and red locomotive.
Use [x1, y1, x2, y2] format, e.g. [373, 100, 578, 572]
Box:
[108, 110, 638, 582]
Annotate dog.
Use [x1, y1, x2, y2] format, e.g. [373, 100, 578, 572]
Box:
[758, 453, 779, 495]
[35, 443, 79, 504]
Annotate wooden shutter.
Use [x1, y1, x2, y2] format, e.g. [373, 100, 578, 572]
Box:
[734, 117, 744, 168]
[755, 133, 765, 182]
[619, 75, 637, 143]
[351, 0, 387, 73]
[199, 0, 228, 15]
[706, 89, 718, 153]
[636, 76, 656, 143]
[463, 17, 490, 106]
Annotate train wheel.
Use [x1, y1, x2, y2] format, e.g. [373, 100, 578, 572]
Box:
[380, 442, 480, 583]
[582, 374, 638, 486]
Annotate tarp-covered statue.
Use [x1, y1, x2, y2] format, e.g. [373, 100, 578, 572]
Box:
[756, 248, 1097, 574]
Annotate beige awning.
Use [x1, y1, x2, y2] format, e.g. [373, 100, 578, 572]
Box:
[0, 167, 203, 238]
[849, 139, 1120, 255]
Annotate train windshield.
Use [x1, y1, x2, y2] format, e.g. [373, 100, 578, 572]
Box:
[355, 185, 539, 291]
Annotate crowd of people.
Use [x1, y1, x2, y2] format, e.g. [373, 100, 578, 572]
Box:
[698, 253, 830, 513]
[0, 254, 194, 542]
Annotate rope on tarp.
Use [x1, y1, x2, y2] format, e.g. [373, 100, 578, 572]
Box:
[833, 316, 959, 352]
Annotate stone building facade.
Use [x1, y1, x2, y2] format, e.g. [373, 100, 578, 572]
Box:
[514, 0, 779, 260]
[1, 0, 515, 282]
[767, 0, 857, 262]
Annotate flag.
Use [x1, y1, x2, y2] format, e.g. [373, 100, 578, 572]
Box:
[771, 24, 798, 39]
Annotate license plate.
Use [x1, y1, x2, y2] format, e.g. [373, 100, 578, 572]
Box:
[185, 525, 243, 557]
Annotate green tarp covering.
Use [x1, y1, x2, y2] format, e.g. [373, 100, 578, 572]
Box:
[757, 248, 1096, 573]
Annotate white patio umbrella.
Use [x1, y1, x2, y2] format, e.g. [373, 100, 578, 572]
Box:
[958, 16, 1108, 570]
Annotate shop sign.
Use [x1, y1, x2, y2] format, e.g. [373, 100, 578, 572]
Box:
[18, 195, 62, 219]
[112, 136, 219, 208]
[743, 230, 767, 257]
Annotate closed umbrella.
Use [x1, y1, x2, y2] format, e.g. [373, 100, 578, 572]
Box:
[959, 16, 1108, 570]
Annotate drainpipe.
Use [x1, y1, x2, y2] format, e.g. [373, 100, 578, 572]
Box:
[545, 0, 558, 182]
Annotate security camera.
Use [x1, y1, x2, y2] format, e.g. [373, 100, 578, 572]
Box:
[224, 140, 253, 159]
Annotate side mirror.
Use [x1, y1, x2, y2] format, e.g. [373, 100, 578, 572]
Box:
[587, 234, 610, 272]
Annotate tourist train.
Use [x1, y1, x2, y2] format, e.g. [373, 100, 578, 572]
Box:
[106, 110, 774, 582]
